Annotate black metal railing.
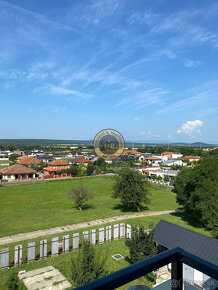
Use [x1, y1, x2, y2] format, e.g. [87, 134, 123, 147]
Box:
[75, 247, 218, 290]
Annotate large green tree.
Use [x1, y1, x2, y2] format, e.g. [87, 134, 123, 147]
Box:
[71, 240, 107, 286]
[126, 225, 157, 264]
[86, 163, 95, 176]
[174, 157, 218, 236]
[112, 168, 151, 212]
[126, 225, 157, 283]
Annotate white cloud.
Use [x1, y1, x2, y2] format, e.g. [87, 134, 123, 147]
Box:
[35, 85, 92, 100]
[115, 87, 168, 109]
[177, 120, 204, 137]
[157, 80, 218, 115]
[184, 59, 201, 68]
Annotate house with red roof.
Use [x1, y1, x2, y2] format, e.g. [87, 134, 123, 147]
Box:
[145, 156, 162, 165]
[48, 160, 70, 168]
[0, 164, 36, 181]
[70, 158, 90, 166]
[161, 152, 173, 158]
[182, 156, 200, 162]
[17, 157, 40, 168]
[44, 160, 70, 177]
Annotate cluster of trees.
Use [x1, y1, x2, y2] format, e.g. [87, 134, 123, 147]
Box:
[137, 145, 218, 158]
[58, 158, 112, 177]
[174, 157, 218, 237]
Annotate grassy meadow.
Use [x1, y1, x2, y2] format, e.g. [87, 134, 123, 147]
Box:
[0, 177, 179, 237]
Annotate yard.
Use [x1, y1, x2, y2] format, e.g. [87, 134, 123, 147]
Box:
[0, 239, 153, 290]
[0, 211, 211, 290]
[0, 176, 179, 237]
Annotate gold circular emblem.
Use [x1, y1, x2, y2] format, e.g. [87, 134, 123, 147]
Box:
[93, 129, 125, 158]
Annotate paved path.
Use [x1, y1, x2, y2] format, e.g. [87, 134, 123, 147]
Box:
[0, 209, 182, 246]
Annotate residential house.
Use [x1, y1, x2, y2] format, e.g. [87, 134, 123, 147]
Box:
[138, 153, 152, 162]
[17, 157, 40, 168]
[37, 155, 55, 163]
[154, 220, 218, 290]
[144, 156, 162, 165]
[47, 160, 70, 168]
[117, 155, 135, 162]
[12, 150, 25, 156]
[0, 150, 10, 157]
[148, 169, 178, 185]
[44, 160, 70, 176]
[130, 151, 142, 157]
[182, 156, 200, 162]
[70, 158, 90, 166]
[161, 152, 173, 158]
[171, 152, 183, 159]
[161, 159, 184, 167]
[135, 166, 160, 175]
[0, 164, 36, 181]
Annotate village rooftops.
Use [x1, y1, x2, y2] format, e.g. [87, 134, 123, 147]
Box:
[74, 157, 90, 163]
[0, 164, 36, 175]
[44, 166, 68, 172]
[48, 160, 69, 166]
[161, 152, 173, 156]
[17, 157, 40, 165]
[182, 155, 200, 159]
[145, 156, 161, 160]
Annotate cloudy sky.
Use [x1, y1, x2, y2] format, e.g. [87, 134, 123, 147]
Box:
[0, 0, 218, 143]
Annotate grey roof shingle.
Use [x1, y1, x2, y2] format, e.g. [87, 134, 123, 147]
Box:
[154, 220, 218, 266]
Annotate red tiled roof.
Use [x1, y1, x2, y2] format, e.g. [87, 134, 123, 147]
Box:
[183, 156, 200, 159]
[161, 152, 173, 156]
[0, 164, 35, 175]
[48, 160, 69, 166]
[131, 151, 142, 154]
[145, 156, 161, 160]
[44, 166, 68, 172]
[17, 156, 27, 160]
[17, 157, 40, 165]
[75, 158, 90, 163]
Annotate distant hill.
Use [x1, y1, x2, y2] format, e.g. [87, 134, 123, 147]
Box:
[0, 139, 93, 146]
[0, 139, 217, 147]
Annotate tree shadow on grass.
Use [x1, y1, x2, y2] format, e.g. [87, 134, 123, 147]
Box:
[72, 204, 96, 210]
[113, 203, 149, 213]
[170, 211, 204, 229]
[125, 255, 132, 264]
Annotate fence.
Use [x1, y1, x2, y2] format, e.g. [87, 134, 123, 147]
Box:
[0, 223, 132, 270]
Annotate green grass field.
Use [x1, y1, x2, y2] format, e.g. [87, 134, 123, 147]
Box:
[0, 177, 179, 237]
[0, 239, 154, 290]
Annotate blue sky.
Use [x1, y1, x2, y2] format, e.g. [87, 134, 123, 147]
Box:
[0, 0, 218, 143]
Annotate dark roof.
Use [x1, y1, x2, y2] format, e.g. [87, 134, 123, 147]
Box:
[154, 220, 218, 266]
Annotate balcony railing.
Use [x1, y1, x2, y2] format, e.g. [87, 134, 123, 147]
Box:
[75, 247, 218, 290]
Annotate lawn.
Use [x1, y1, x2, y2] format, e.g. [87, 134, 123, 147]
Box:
[0, 239, 154, 290]
[0, 177, 179, 237]
[0, 212, 211, 289]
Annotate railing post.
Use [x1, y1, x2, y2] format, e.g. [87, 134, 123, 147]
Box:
[171, 261, 183, 290]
